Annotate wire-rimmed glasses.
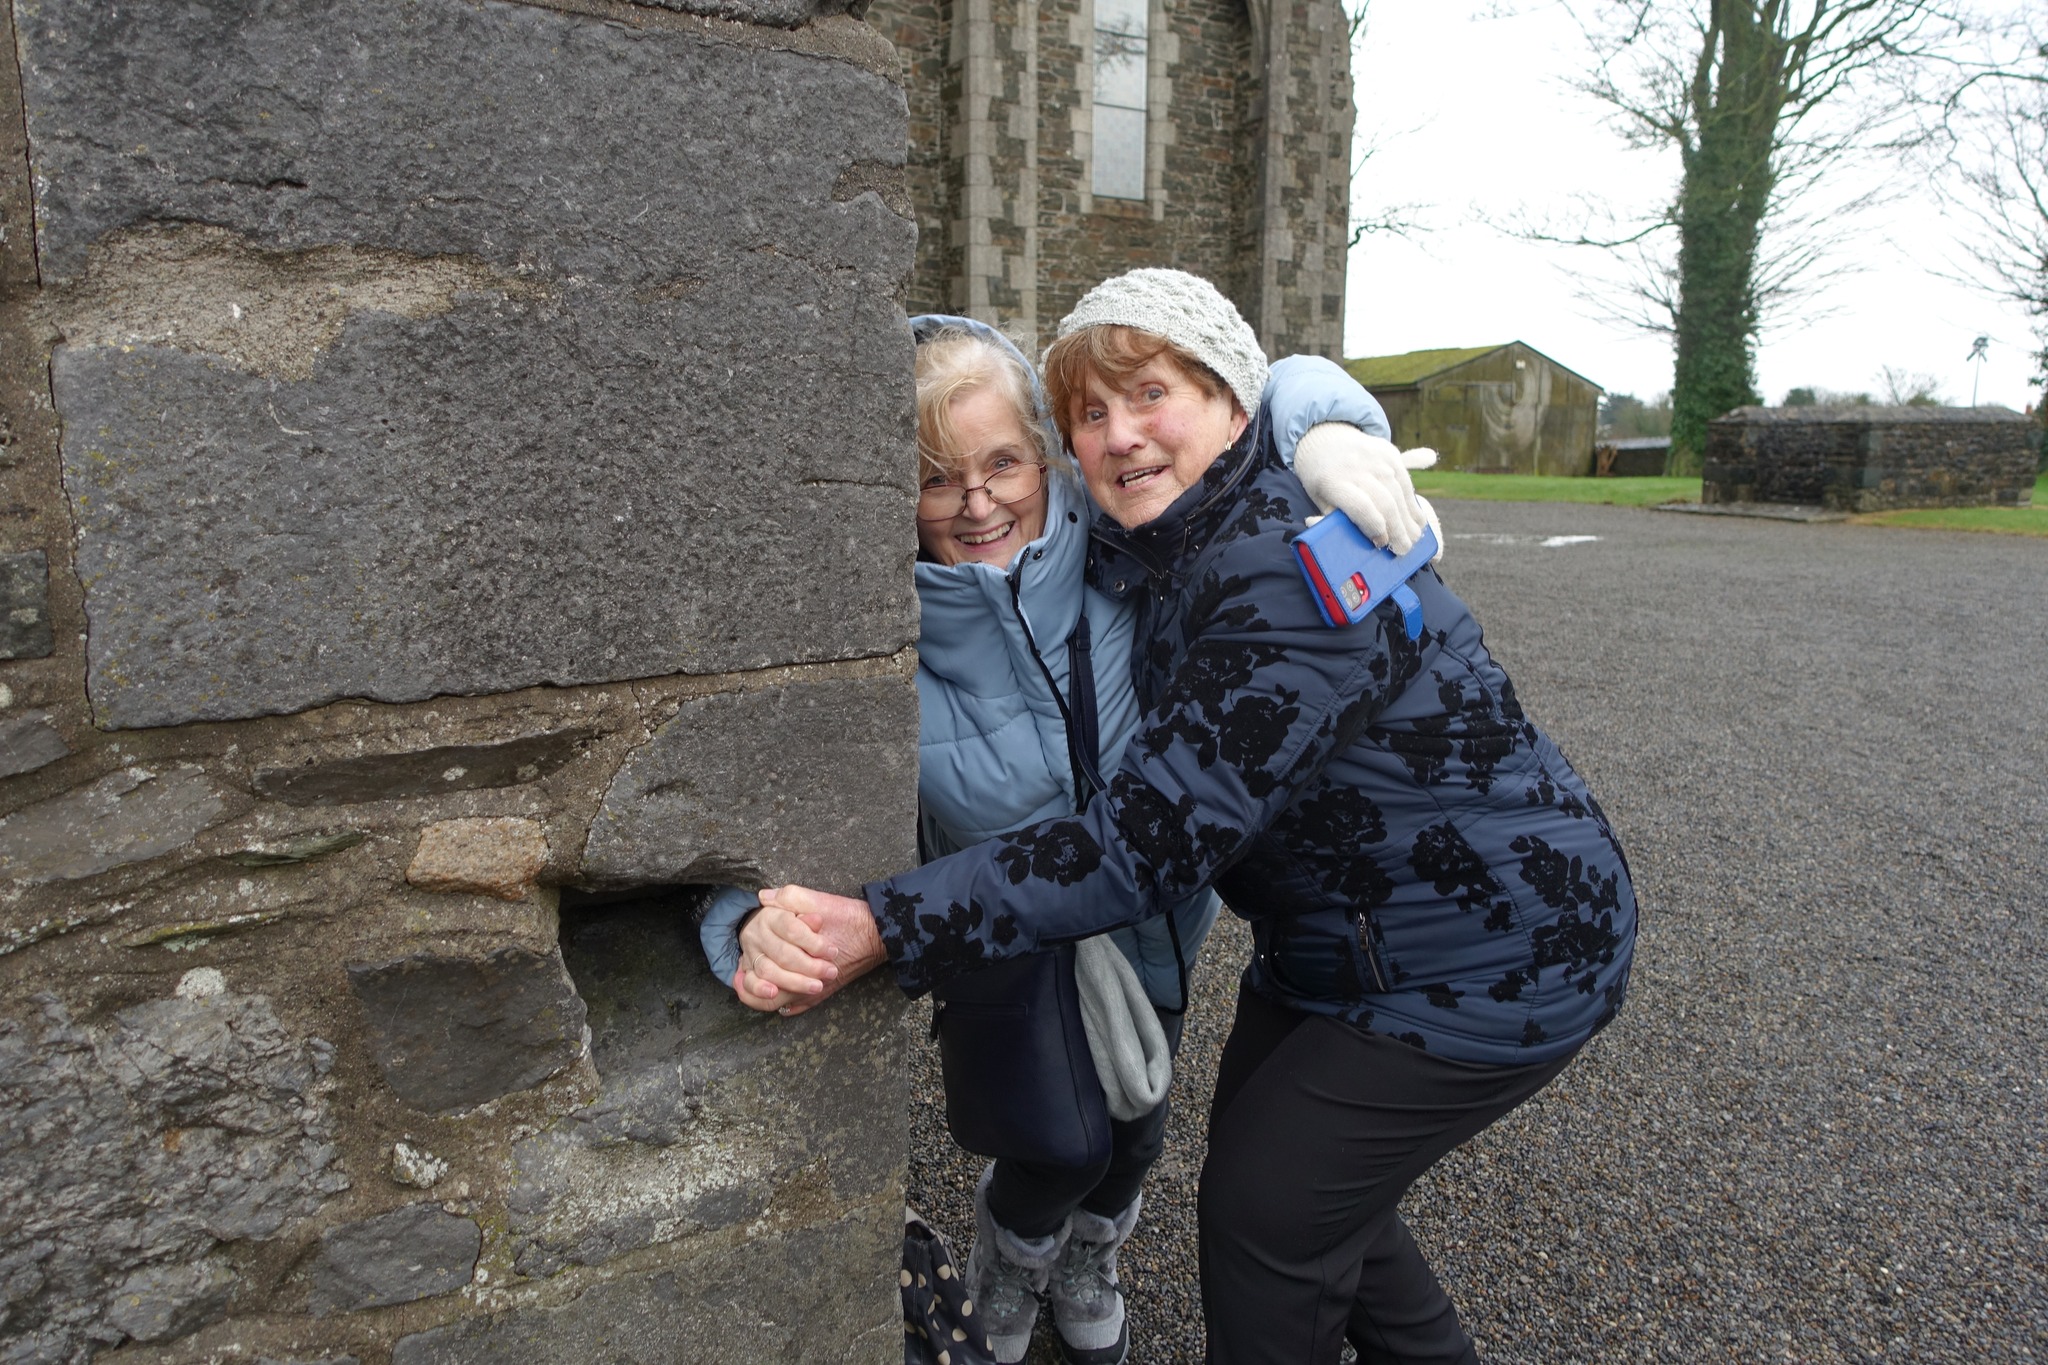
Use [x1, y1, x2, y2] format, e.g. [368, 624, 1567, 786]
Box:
[915, 460, 1048, 522]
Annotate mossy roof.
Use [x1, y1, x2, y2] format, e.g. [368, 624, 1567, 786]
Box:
[1342, 346, 1505, 389]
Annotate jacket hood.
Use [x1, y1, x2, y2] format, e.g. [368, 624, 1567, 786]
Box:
[909, 314, 1092, 680]
[908, 314, 1068, 471]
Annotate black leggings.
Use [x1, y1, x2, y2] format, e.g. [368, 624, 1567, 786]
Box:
[1198, 984, 1574, 1365]
[985, 1010, 1186, 1239]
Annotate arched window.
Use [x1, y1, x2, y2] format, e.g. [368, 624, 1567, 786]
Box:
[1091, 0, 1149, 200]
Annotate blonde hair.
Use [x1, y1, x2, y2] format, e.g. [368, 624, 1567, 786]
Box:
[1040, 324, 1229, 445]
[914, 329, 1052, 482]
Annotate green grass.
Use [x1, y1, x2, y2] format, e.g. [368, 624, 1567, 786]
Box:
[1413, 471, 2048, 538]
[1411, 471, 1702, 507]
[1853, 477, 2048, 537]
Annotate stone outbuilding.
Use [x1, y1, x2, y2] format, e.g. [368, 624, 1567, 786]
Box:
[873, 0, 1355, 358]
[1343, 342, 1602, 476]
[1702, 406, 2039, 512]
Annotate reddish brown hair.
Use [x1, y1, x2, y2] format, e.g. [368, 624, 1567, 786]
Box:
[1040, 325, 1229, 445]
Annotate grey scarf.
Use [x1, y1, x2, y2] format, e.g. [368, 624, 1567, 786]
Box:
[1073, 935, 1172, 1120]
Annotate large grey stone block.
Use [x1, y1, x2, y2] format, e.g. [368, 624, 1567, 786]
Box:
[27, 0, 920, 728]
[251, 730, 597, 806]
[0, 550, 53, 660]
[391, 1205, 901, 1365]
[101, 1259, 238, 1344]
[55, 296, 917, 729]
[0, 709, 70, 778]
[308, 1204, 481, 1315]
[19, 0, 911, 286]
[346, 946, 590, 1114]
[583, 675, 919, 890]
[0, 993, 347, 1358]
[0, 764, 235, 884]
[507, 900, 905, 1278]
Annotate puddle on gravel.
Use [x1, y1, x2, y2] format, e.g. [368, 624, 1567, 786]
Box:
[1450, 533, 1603, 548]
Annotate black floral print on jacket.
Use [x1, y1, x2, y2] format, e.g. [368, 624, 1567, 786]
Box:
[864, 412, 1635, 1066]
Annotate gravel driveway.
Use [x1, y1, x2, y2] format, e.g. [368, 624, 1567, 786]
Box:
[905, 499, 2048, 1364]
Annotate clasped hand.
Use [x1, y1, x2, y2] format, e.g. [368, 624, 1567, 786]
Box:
[732, 884, 888, 1017]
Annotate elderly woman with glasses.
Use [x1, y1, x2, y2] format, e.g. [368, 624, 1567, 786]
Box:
[739, 271, 1636, 1365]
[701, 311, 1423, 1365]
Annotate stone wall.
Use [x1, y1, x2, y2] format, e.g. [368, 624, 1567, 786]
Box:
[0, 1, 922, 1361]
[1702, 406, 2039, 512]
[873, 0, 1349, 359]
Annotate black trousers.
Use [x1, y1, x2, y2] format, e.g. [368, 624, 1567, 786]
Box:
[1198, 985, 1574, 1365]
[986, 1010, 1186, 1239]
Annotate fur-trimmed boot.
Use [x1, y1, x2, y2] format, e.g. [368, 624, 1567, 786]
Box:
[963, 1166, 1066, 1364]
[1048, 1196, 1140, 1365]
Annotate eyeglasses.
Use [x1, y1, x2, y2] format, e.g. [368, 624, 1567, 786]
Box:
[915, 460, 1047, 521]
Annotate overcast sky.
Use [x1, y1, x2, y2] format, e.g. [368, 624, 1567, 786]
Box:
[1340, 1, 2043, 412]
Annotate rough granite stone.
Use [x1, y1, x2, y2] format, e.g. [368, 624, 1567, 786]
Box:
[346, 946, 590, 1114]
[251, 731, 597, 806]
[508, 899, 906, 1278]
[0, 550, 53, 660]
[635, 0, 873, 28]
[223, 829, 369, 867]
[19, 0, 913, 285]
[0, 765, 234, 884]
[101, 1259, 238, 1344]
[0, 709, 70, 778]
[583, 675, 919, 891]
[390, 1142, 449, 1190]
[405, 817, 550, 901]
[308, 1204, 481, 1315]
[0, 993, 347, 1358]
[25, 0, 919, 728]
[391, 1205, 902, 1365]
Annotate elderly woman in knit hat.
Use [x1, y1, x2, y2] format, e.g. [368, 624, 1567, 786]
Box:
[741, 269, 1637, 1364]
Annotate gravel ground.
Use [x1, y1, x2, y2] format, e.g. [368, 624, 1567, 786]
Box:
[904, 500, 2048, 1364]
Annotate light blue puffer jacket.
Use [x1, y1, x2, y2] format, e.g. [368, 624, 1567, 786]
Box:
[701, 317, 1391, 1008]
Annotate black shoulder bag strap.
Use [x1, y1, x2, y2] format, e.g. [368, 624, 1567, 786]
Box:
[1063, 613, 1191, 1015]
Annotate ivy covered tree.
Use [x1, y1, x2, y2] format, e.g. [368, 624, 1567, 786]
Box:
[1551, 1, 1968, 471]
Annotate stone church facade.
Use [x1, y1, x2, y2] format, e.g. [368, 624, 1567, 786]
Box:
[872, 0, 1356, 359]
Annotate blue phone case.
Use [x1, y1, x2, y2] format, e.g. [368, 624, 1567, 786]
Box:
[1292, 514, 1437, 634]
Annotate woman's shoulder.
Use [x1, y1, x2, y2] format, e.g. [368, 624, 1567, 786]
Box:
[1192, 457, 1396, 641]
[1201, 460, 1321, 580]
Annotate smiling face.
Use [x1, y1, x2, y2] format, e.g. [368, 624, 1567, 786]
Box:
[1065, 353, 1248, 528]
[915, 385, 1050, 569]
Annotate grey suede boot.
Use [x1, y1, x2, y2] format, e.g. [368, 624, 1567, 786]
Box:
[963, 1166, 1066, 1364]
[1049, 1196, 1140, 1365]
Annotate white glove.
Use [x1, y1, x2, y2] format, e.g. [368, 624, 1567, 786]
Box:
[1293, 425, 1444, 562]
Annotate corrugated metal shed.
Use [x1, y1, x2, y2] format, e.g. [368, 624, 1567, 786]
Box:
[1343, 342, 1603, 476]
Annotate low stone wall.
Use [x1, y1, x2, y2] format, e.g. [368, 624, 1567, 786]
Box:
[1702, 405, 2038, 512]
[0, 0, 922, 1360]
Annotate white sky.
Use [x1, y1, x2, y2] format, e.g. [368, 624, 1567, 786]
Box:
[1341, 1, 2043, 411]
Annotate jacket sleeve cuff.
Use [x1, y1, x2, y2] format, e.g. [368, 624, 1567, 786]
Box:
[696, 884, 759, 989]
[864, 879, 938, 999]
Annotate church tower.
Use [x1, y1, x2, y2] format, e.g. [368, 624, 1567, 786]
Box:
[873, 0, 1354, 360]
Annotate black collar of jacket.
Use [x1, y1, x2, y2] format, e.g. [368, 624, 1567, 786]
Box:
[1091, 405, 1271, 585]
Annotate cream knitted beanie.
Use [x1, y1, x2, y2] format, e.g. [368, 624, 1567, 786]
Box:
[1051, 268, 1270, 416]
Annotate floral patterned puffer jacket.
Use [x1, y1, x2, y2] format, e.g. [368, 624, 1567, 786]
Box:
[862, 409, 1636, 1067]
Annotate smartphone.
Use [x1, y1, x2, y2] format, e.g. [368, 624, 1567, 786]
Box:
[1292, 513, 1437, 633]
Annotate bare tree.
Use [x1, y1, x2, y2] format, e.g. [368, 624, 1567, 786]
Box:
[1536, 1, 1969, 469]
[1344, 0, 1427, 251]
[1877, 364, 1948, 404]
[1931, 21, 2046, 414]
